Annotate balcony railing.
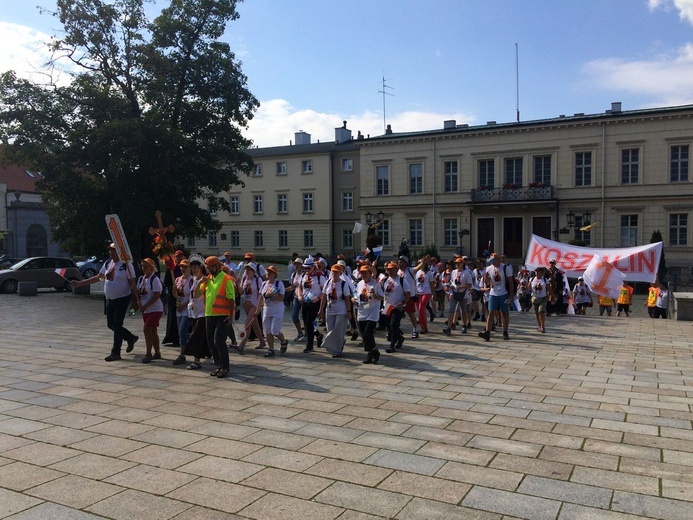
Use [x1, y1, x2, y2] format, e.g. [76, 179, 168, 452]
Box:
[470, 184, 554, 202]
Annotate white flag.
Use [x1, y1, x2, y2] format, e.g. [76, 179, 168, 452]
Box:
[583, 253, 625, 300]
[352, 221, 365, 234]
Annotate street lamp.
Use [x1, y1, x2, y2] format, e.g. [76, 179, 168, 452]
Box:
[566, 210, 591, 229]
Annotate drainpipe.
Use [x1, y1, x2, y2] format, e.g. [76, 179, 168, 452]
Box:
[432, 138, 436, 247]
[600, 122, 606, 247]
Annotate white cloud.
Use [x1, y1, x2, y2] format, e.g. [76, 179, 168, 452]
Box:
[244, 99, 477, 148]
[648, 0, 693, 24]
[582, 43, 693, 106]
[0, 21, 58, 84]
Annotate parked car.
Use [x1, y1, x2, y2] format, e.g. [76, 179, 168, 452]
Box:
[0, 257, 83, 294]
[76, 255, 108, 278]
[0, 254, 22, 269]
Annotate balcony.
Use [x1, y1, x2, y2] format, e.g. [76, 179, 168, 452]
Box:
[470, 184, 554, 202]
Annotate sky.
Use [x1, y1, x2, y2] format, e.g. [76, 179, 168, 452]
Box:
[2, 0, 693, 147]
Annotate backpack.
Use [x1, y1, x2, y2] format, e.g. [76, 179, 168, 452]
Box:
[504, 264, 518, 294]
[138, 273, 168, 305]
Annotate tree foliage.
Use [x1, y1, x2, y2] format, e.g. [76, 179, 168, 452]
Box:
[0, 0, 258, 257]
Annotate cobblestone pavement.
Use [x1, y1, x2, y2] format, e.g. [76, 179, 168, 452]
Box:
[0, 291, 692, 519]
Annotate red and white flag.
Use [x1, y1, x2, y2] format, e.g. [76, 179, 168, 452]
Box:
[55, 268, 68, 279]
[583, 254, 625, 300]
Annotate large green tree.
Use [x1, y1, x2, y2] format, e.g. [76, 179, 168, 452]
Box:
[0, 0, 258, 257]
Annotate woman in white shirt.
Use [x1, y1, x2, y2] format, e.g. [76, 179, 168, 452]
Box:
[236, 263, 266, 353]
[172, 259, 192, 365]
[415, 266, 435, 333]
[137, 258, 164, 364]
[257, 266, 288, 357]
[355, 264, 384, 364]
[182, 256, 211, 370]
[319, 265, 353, 358]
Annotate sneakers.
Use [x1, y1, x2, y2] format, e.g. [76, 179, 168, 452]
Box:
[293, 332, 304, 342]
[540, 327, 546, 333]
[461, 327, 467, 334]
[141, 355, 152, 364]
[411, 331, 419, 339]
[172, 355, 186, 365]
[280, 340, 289, 353]
[503, 331, 510, 340]
[303, 346, 314, 353]
[316, 333, 323, 348]
[104, 354, 122, 362]
[264, 349, 275, 357]
[386, 347, 396, 353]
[442, 327, 451, 335]
[351, 330, 359, 341]
[187, 362, 202, 370]
[126, 335, 138, 353]
[151, 353, 161, 360]
[478, 330, 491, 342]
[473, 313, 481, 321]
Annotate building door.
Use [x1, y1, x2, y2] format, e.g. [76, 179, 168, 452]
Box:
[477, 218, 494, 257]
[503, 217, 523, 258]
[26, 224, 47, 257]
[532, 216, 552, 240]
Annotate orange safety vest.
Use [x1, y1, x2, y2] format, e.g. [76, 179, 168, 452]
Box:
[202, 273, 234, 316]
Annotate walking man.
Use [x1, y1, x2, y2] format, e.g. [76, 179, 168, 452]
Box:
[479, 253, 513, 341]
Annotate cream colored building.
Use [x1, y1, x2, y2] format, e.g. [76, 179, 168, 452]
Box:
[357, 103, 693, 269]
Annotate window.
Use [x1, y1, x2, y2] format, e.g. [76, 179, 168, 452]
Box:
[671, 145, 689, 182]
[304, 230, 314, 248]
[342, 229, 353, 249]
[186, 236, 195, 247]
[534, 155, 551, 184]
[276, 162, 287, 175]
[409, 218, 423, 246]
[409, 163, 423, 194]
[478, 159, 494, 188]
[278, 230, 288, 248]
[670, 213, 688, 246]
[230, 196, 239, 215]
[208, 231, 217, 247]
[230, 230, 239, 247]
[375, 219, 390, 247]
[574, 215, 591, 245]
[621, 148, 639, 184]
[620, 215, 638, 247]
[505, 157, 522, 186]
[303, 193, 314, 213]
[253, 164, 262, 177]
[302, 160, 312, 173]
[254, 230, 263, 248]
[342, 158, 353, 171]
[376, 165, 389, 195]
[444, 161, 458, 192]
[208, 198, 217, 215]
[277, 194, 287, 213]
[444, 218, 458, 247]
[342, 192, 353, 212]
[253, 195, 263, 214]
[575, 151, 592, 186]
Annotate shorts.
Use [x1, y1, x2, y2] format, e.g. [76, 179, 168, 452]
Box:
[617, 303, 630, 313]
[576, 302, 590, 309]
[472, 289, 482, 302]
[532, 296, 547, 314]
[405, 299, 416, 314]
[142, 311, 163, 328]
[262, 314, 283, 336]
[488, 295, 509, 314]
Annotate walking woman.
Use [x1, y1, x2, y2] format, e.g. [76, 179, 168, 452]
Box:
[296, 257, 325, 353]
[257, 265, 289, 357]
[355, 264, 384, 364]
[236, 262, 266, 353]
[183, 255, 211, 370]
[288, 257, 305, 341]
[172, 259, 192, 365]
[319, 264, 353, 358]
[138, 258, 164, 363]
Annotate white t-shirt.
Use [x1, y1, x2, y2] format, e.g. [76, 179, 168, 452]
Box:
[298, 271, 326, 302]
[486, 263, 510, 297]
[573, 283, 592, 304]
[188, 276, 206, 318]
[355, 278, 384, 322]
[174, 275, 193, 317]
[101, 260, 135, 300]
[530, 276, 548, 298]
[415, 269, 434, 295]
[323, 277, 352, 315]
[240, 273, 263, 307]
[138, 274, 164, 314]
[451, 268, 472, 295]
[383, 275, 411, 314]
[261, 279, 285, 317]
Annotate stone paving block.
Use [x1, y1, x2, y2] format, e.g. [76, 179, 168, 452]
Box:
[466, 435, 542, 457]
[239, 492, 344, 520]
[624, 432, 693, 453]
[241, 467, 333, 499]
[415, 441, 495, 466]
[0, 417, 52, 436]
[489, 453, 573, 480]
[352, 432, 427, 454]
[336, 511, 388, 520]
[5, 405, 66, 421]
[590, 419, 659, 436]
[48, 452, 137, 480]
[551, 423, 623, 442]
[612, 490, 693, 520]
[0, 432, 36, 452]
[364, 449, 445, 476]
[345, 417, 411, 436]
[306, 458, 392, 486]
[558, 502, 653, 519]
[401, 425, 473, 445]
[539, 446, 619, 471]
[26, 474, 123, 509]
[571, 466, 659, 495]
[3, 441, 82, 466]
[104, 463, 198, 494]
[43, 411, 110, 429]
[583, 439, 661, 461]
[184, 437, 261, 459]
[299, 439, 378, 463]
[511, 429, 584, 449]
[377, 400, 439, 416]
[241, 446, 323, 472]
[141, 412, 211, 431]
[86, 488, 192, 519]
[0, 487, 43, 518]
[526, 410, 592, 427]
[130, 427, 206, 449]
[662, 478, 693, 502]
[378, 470, 470, 504]
[663, 448, 693, 466]
[292, 410, 356, 426]
[5, 501, 107, 519]
[68, 434, 146, 457]
[447, 420, 515, 439]
[242, 429, 315, 450]
[518, 475, 612, 508]
[166, 476, 266, 514]
[187, 421, 259, 441]
[396, 496, 501, 520]
[170, 505, 246, 519]
[0, 461, 64, 491]
[120, 444, 204, 470]
[489, 414, 556, 433]
[177, 455, 263, 483]
[241, 415, 309, 433]
[97, 405, 163, 422]
[83, 419, 157, 439]
[23, 425, 100, 446]
[435, 461, 523, 491]
[332, 405, 396, 420]
[386, 413, 451, 429]
[462, 485, 561, 519]
[619, 457, 693, 484]
[315, 481, 411, 518]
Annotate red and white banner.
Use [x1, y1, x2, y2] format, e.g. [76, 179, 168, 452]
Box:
[524, 234, 661, 283]
[583, 254, 626, 299]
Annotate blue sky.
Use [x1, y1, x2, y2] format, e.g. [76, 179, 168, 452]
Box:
[2, 0, 693, 146]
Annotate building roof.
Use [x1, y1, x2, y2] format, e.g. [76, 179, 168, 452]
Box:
[0, 146, 40, 193]
[358, 103, 693, 144]
[247, 140, 358, 158]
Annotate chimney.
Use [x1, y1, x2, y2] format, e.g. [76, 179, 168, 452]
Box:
[335, 121, 352, 143]
[385, 124, 393, 134]
[611, 102, 622, 113]
[443, 120, 456, 129]
[294, 131, 311, 145]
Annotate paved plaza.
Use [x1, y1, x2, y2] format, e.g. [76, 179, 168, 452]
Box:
[0, 290, 692, 519]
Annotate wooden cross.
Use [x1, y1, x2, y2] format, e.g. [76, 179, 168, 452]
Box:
[148, 210, 175, 238]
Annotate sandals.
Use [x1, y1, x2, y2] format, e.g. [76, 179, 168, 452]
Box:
[209, 368, 221, 377]
[232, 344, 244, 355]
[280, 340, 288, 353]
[216, 368, 229, 378]
[264, 349, 275, 357]
[186, 362, 202, 370]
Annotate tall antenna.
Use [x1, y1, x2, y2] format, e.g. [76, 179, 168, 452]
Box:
[378, 76, 395, 132]
[515, 43, 520, 123]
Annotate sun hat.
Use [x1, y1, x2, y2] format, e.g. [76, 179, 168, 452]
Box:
[205, 256, 221, 267]
[266, 265, 278, 276]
